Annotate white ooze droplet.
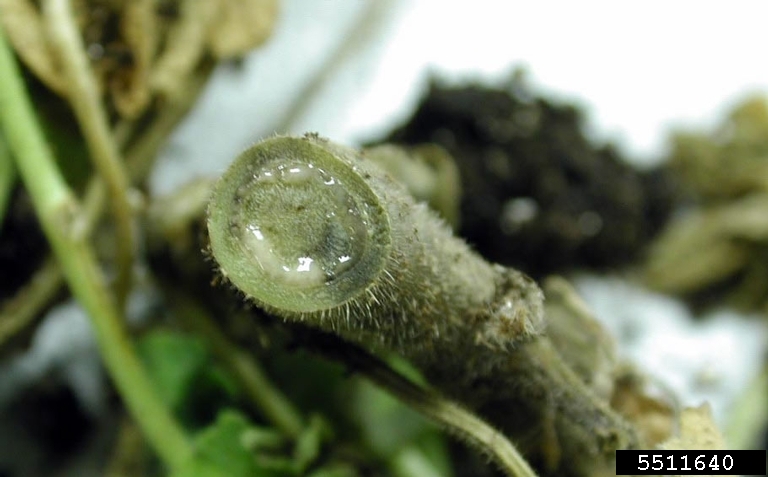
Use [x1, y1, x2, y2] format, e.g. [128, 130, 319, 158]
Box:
[237, 161, 366, 289]
[242, 224, 326, 286]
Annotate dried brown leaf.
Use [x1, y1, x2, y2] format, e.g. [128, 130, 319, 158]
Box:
[715, 192, 768, 240]
[646, 192, 768, 296]
[112, 0, 158, 118]
[660, 404, 733, 477]
[645, 210, 751, 293]
[207, 0, 279, 59]
[150, 0, 217, 99]
[0, 0, 66, 93]
[661, 404, 726, 450]
[669, 96, 768, 200]
[611, 368, 678, 447]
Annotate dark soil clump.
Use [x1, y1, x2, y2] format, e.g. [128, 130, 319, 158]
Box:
[380, 79, 677, 278]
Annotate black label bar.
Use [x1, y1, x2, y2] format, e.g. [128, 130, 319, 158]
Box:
[616, 450, 766, 475]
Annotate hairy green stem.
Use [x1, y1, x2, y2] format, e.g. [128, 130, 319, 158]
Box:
[43, 0, 135, 308]
[0, 24, 191, 470]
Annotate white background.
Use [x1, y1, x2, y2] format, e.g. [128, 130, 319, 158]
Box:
[153, 0, 768, 193]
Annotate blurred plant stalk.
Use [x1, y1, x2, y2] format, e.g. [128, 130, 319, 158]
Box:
[0, 21, 192, 469]
[0, 0, 279, 471]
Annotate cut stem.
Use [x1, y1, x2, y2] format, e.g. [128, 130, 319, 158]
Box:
[0, 23, 191, 470]
[43, 0, 135, 308]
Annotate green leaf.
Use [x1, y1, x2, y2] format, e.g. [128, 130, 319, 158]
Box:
[390, 434, 453, 477]
[305, 464, 358, 477]
[173, 410, 292, 477]
[137, 330, 209, 411]
[293, 414, 329, 473]
[352, 380, 452, 476]
[352, 380, 429, 457]
[36, 98, 92, 191]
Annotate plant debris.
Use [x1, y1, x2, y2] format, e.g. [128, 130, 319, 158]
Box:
[0, 0, 278, 118]
[645, 95, 768, 312]
[0, 4, 757, 475]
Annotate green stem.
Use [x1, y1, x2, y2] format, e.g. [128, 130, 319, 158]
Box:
[361, 354, 538, 477]
[0, 55, 214, 355]
[0, 24, 191, 470]
[43, 0, 135, 308]
[0, 258, 62, 350]
[302, 331, 538, 477]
